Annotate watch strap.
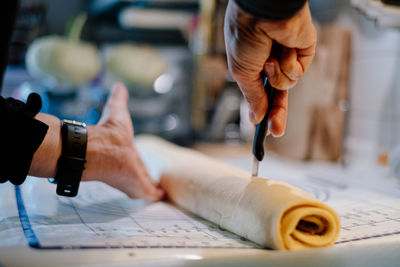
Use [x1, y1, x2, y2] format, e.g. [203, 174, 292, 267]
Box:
[54, 119, 87, 197]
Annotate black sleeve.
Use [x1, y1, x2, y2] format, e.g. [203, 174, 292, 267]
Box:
[234, 0, 307, 20]
[0, 93, 49, 185]
[0, 0, 49, 185]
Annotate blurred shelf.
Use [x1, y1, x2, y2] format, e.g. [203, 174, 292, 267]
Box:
[351, 0, 400, 28]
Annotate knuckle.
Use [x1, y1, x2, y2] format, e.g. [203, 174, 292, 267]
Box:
[270, 76, 296, 90]
[279, 22, 298, 44]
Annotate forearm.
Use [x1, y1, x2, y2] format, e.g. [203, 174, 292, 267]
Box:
[28, 113, 61, 177]
[234, 0, 307, 20]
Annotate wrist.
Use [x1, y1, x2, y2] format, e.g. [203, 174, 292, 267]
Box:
[82, 125, 118, 182]
[81, 125, 100, 181]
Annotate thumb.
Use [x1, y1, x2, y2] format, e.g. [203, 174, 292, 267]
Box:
[98, 82, 130, 124]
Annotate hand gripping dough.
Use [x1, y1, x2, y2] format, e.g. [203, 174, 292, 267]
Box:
[136, 136, 340, 250]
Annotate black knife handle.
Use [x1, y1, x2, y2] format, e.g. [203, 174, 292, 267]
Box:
[252, 73, 275, 162]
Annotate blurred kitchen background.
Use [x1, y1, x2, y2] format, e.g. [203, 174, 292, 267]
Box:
[2, 0, 400, 174]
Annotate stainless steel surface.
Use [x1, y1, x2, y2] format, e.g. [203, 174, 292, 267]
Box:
[251, 157, 259, 177]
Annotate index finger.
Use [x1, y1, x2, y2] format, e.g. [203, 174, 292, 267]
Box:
[297, 43, 316, 75]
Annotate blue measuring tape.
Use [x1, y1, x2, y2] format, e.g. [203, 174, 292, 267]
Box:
[15, 186, 40, 248]
[15, 185, 130, 250]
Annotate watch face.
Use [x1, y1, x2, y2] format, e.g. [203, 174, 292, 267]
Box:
[63, 119, 86, 127]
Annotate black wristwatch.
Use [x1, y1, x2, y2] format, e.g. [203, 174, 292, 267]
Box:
[50, 119, 87, 197]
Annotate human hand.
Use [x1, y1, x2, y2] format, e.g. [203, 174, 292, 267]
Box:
[224, 0, 316, 136]
[83, 83, 164, 201]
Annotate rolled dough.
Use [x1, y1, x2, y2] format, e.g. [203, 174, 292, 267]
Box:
[136, 136, 340, 250]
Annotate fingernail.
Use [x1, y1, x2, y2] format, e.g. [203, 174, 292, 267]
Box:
[272, 131, 285, 138]
[269, 119, 286, 137]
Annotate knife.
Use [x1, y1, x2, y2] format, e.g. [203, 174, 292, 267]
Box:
[251, 72, 275, 177]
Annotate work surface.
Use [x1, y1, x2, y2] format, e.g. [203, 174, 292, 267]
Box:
[1, 153, 400, 266]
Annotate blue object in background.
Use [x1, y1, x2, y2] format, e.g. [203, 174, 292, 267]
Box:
[11, 78, 104, 125]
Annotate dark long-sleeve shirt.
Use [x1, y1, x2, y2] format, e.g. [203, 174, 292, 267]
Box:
[0, 0, 48, 185]
[235, 0, 307, 20]
[0, 0, 307, 185]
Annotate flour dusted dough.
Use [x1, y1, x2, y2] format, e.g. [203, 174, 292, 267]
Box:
[136, 136, 340, 250]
